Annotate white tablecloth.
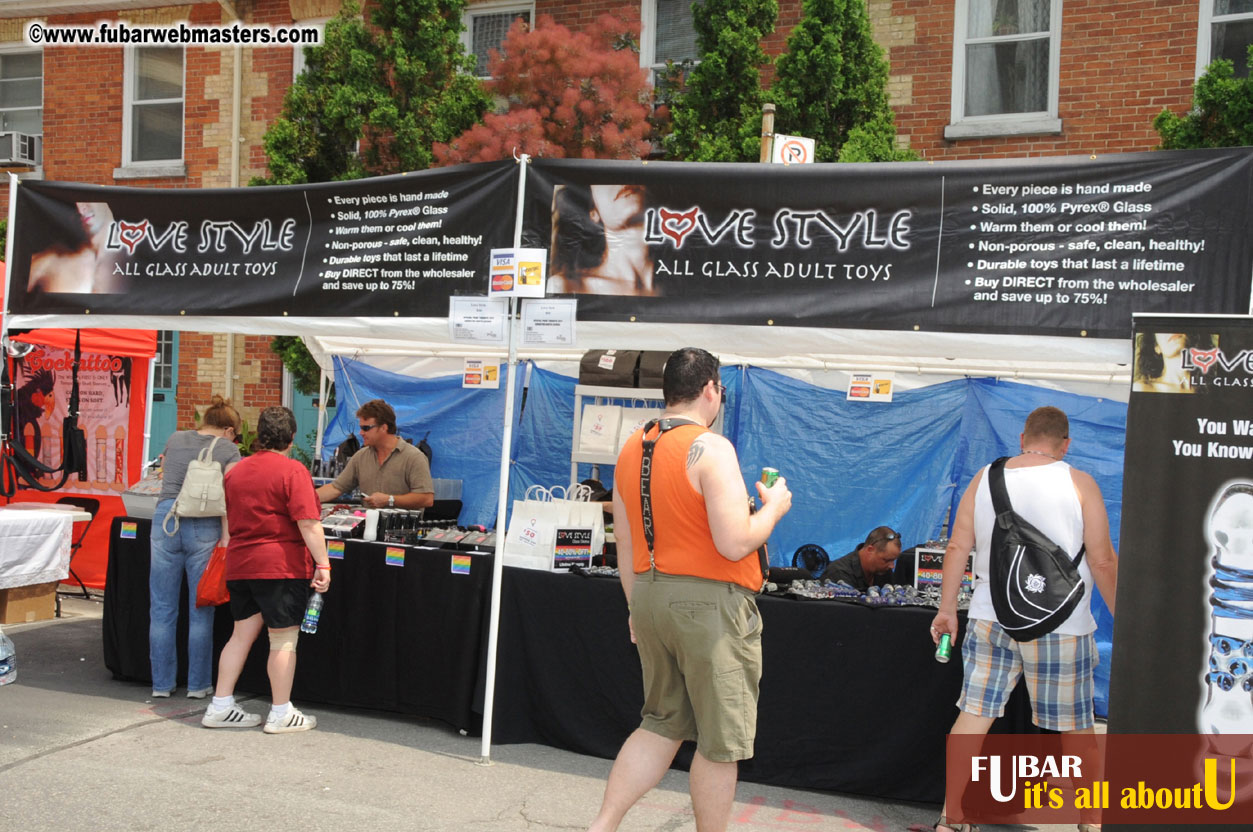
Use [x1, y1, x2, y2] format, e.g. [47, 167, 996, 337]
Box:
[0, 509, 73, 589]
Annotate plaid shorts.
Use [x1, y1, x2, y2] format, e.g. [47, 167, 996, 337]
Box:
[957, 618, 1096, 732]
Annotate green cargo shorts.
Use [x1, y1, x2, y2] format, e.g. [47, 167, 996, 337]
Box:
[630, 569, 763, 763]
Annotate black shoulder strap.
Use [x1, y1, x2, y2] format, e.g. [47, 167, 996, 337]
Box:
[987, 456, 1085, 567]
[987, 457, 1013, 516]
[639, 417, 700, 566]
[639, 417, 769, 591]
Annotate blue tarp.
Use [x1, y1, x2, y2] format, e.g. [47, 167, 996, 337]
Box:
[324, 358, 1125, 715]
[322, 356, 515, 528]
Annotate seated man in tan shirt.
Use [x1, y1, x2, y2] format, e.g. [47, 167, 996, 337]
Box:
[315, 399, 434, 510]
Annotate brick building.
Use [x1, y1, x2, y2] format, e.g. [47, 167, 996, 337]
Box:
[464, 0, 1245, 160]
[0, 0, 336, 445]
[0, 0, 1246, 442]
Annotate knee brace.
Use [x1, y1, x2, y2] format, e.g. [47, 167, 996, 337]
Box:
[269, 628, 299, 653]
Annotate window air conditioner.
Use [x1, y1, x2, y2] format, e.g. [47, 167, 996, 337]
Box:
[0, 131, 41, 166]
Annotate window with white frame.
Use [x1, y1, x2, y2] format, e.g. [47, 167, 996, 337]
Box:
[292, 18, 329, 81]
[641, 0, 701, 82]
[947, 0, 1062, 139]
[124, 47, 184, 165]
[463, 2, 533, 78]
[1198, 1, 1253, 77]
[0, 49, 42, 135]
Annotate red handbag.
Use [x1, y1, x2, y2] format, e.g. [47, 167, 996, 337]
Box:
[195, 545, 230, 607]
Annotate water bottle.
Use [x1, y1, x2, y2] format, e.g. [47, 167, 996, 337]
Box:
[0, 626, 16, 686]
[300, 591, 325, 634]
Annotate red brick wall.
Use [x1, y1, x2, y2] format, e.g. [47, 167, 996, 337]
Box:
[239, 335, 284, 412]
[889, 0, 1199, 160]
[174, 333, 218, 430]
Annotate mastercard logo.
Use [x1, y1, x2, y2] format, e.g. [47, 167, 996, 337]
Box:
[491, 271, 514, 291]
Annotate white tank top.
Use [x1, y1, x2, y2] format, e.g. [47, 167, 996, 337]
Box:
[968, 460, 1095, 635]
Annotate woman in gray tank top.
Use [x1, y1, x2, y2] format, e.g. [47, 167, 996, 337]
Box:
[149, 396, 241, 699]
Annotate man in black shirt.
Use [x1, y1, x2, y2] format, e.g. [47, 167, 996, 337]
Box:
[821, 527, 902, 591]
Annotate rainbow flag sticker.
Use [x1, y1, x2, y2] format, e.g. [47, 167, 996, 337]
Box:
[120, 522, 138, 540]
[451, 554, 472, 575]
[327, 540, 345, 560]
[385, 547, 405, 567]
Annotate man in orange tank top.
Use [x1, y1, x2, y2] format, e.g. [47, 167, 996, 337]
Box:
[588, 348, 792, 832]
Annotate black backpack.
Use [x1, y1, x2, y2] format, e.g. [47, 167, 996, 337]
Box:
[987, 457, 1086, 641]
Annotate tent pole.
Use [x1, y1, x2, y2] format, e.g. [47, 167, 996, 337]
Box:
[141, 356, 156, 468]
[314, 364, 328, 465]
[480, 153, 530, 764]
[1, 173, 18, 354]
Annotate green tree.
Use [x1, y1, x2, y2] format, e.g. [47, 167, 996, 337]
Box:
[1154, 45, 1253, 149]
[771, 0, 916, 162]
[270, 335, 325, 397]
[256, 0, 490, 184]
[665, 0, 778, 162]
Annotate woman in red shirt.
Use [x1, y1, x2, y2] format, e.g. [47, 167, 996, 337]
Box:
[201, 407, 331, 733]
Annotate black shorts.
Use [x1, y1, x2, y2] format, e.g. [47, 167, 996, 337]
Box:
[226, 578, 309, 629]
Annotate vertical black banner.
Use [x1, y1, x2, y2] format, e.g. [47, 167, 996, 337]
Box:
[8, 160, 517, 318]
[1110, 317, 1253, 727]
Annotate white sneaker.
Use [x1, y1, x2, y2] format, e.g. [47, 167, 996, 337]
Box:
[151, 689, 172, 698]
[263, 706, 316, 734]
[201, 704, 262, 729]
[186, 686, 214, 699]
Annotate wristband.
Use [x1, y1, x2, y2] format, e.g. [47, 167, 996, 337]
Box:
[315, 565, 331, 570]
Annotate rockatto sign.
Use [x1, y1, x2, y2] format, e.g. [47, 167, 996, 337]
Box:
[7, 149, 1252, 337]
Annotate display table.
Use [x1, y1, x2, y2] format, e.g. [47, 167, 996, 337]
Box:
[103, 517, 493, 732]
[0, 506, 74, 589]
[491, 567, 1037, 804]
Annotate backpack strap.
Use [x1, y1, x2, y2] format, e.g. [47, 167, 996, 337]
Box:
[987, 456, 1085, 567]
[162, 506, 180, 536]
[199, 435, 222, 463]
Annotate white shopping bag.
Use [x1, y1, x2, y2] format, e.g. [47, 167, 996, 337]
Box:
[558, 482, 606, 557]
[616, 405, 661, 453]
[503, 485, 560, 570]
[579, 404, 622, 454]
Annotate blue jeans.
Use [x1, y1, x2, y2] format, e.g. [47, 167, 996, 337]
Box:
[149, 499, 220, 692]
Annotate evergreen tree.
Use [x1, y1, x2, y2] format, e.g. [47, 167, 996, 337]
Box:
[1155, 45, 1253, 150]
[665, 0, 778, 162]
[771, 0, 915, 162]
[257, 0, 489, 184]
[435, 11, 653, 164]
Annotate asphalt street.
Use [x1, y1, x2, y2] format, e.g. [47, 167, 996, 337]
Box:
[0, 595, 1059, 832]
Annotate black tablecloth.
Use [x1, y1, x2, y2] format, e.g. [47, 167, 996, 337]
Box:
[104, 517, 493, 732]
[491, 568, 1036, 804]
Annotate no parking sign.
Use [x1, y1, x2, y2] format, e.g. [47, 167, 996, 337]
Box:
[771, 133, 815, 165]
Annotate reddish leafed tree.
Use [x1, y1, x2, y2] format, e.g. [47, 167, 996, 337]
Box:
[433, 10, 653, 164]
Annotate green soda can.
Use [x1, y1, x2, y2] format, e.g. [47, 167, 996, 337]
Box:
[935, 632, 952, 663]
[761, 467, 780, 488]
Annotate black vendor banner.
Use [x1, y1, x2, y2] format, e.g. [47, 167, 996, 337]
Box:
[1110, 315, 1253, 734]
[522, 150, 1253, 337]
[7, 160, 516, 318]
[1108, 316, 1253, 832]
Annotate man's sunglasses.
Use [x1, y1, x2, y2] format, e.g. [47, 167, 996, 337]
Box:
[359, 423, 380, 432]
